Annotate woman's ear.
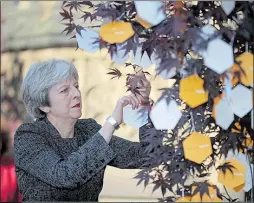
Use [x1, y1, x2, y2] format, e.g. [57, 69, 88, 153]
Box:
[39, 106, 51, 113]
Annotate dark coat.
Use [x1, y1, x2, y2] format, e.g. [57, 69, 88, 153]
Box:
[14, 117, 153, 201]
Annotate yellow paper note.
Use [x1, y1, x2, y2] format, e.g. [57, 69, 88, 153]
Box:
[180, 74, 208, 108]
[218, 159, 246, 190]
[183, 132, 212, 164]
[99, 21, 134, 44]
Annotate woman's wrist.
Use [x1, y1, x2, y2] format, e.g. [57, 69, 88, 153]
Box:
[106, 116, 120, 130]
[99, 121, 115, 144]
[141, 98, 154, 111]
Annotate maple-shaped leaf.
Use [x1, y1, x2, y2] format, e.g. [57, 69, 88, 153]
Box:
[62, 23, 76, 35]
[125, 62, 141, 72]
[78, 1, 94, 8]
[80, 11, 97, 22]
[239, 114, 254, 140]
[141, 40, 154, 59]
[185, 159, 206, 175]
[133, 169, 153, 188]
[121, 34, 140, 57]
[92, 37, 108, 50]
[106, 68, 122, 80]
[217, 162, 236, 175]
[125, 72, 150, 96]
[152, 180, 161, 193]
[62, 1, 68, 7]
[75, 25, 83, 36]
[141, 128, 164, 154]
[157, 84, 181, 107]
[63, 1, 93, 11]
[219, 132, 244, 157]
[93, 3, 121, 21]
[108, 44, 117, 61]
[156, 57, 181, 77]
[190, 181, 213, 200]
[152, 178, 171, 196]
[155, 15, 187, 38]
[59, 8, 73, 21]
[165, 171, 187, 188]
[69, 35, 76, 40]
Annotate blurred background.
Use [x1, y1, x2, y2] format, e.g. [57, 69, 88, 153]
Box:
[1, 1, 247, 202]
[1, 1, 172, 201]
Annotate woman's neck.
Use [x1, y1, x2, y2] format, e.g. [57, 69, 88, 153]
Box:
[47, 116, 76, 138]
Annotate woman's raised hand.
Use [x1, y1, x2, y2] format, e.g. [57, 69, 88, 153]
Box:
[112, 94, 143, 125]
[112, 71, 151, 125]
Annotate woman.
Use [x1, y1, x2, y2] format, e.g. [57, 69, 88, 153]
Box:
[14, 59, 155, 201]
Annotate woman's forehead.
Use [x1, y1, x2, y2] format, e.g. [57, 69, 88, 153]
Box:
[54, 78, 78, 87]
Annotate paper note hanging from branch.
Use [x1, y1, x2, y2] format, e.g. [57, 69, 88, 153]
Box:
[134, 1, 166, 26]
[179, 74, 208, 108]
[229, 84, 253, 118]
[227, 152, 253, 192]
[199, 37, 234, 74]
[218, 158, 246, 190]
[150, 99, 182, 130]
[215, 97, 234, 130]
[76, 29, 100, 53]
[183, 132, 212, 164]
[123, 105, 149, 128]
[221, 0, 235, 15]
[99, 21, 134, 44]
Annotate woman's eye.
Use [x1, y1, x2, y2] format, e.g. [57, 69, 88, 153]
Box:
[75, 85, 79, 89]
[61, 88, 68, 93]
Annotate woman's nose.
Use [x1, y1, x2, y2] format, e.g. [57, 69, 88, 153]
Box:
[72, 86, 81, 98]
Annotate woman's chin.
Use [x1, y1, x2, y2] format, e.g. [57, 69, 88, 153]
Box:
[70, 112, 82, 119]
[70, 107, 82, 118]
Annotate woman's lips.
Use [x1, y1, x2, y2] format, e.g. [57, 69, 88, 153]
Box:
[72, 103, 80, 108]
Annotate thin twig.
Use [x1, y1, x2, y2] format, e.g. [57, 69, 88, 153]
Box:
[247, 153, 254, 201]
[230, 32, 236, 46]
[190, 111, 196, 132]
[245, 41, 248, 52]
[223, 185, 233, 201]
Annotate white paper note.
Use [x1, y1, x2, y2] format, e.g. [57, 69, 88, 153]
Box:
[230, 84, 253, 118]
[215, 98, 234, 130]
[76, 29, 100, 53]
[134, 1, 166, 26]
[150, 99, 182, 130]
[123, 105, 149, 128]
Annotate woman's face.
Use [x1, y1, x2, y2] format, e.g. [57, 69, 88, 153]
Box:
[45, 77, 82, 121]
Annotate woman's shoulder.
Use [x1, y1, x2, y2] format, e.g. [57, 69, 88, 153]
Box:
[14, 119, 49, 144]
[16, 119, 46, 134]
